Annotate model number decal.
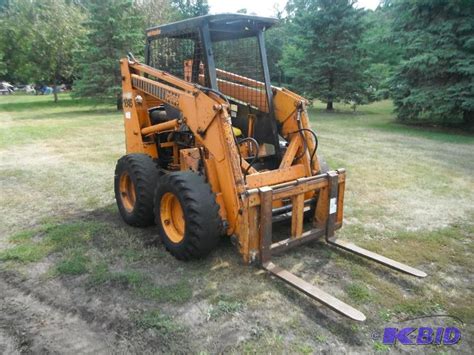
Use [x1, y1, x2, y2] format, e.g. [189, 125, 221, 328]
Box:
[123, 98, 133, 108]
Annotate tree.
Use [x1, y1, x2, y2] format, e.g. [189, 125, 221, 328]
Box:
[34, 0, 85, 102]
[73, 0, 144, 98]
[0, 0, 84, 102]
[0, 41, 6, 77]
[265, 13, 289, 86]
[281, 0, 371, 110]
[0, 0, 33, 83]
[172, 0, 209, 19]
[360, 6, 402, 100]
[390, 0, 474, 127]
[135, 0, 178, 29]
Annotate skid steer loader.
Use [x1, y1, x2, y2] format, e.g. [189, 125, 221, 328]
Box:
[114, 14, 426, 321]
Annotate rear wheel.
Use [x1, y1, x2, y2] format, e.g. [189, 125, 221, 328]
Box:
[154, 172, 222, 260]
[114, 154, 159, 227]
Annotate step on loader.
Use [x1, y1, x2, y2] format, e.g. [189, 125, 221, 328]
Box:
[115, 14, 426, 321]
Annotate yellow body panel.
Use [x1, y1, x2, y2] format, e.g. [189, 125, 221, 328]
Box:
[120, 58, 344, 264]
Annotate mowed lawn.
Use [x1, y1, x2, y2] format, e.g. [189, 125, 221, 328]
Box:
[0, 94, 473, 353]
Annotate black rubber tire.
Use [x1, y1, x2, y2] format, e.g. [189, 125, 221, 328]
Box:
[114, 154, 159, 227]
[154, 171, 222, 260]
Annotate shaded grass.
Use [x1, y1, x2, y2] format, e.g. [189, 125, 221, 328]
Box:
[136, 310, 182, 333]
[8, 229, 38, 243]
[0, 93, 119, 149]
[373, 341, 390, 352]
[239, 332, 286, 354]
[309, 100, 474, 144]
[89, 261, 192, 304]
[207, 294, 244, 320]
[0, 221, 100, 263]
[1, 219, 193, 304]
[56, 250, 90, 275]
[237, 329, 329, 355]
[0, 93, 114, 112]
[0, 242, 51, 263]
[392, 298, 444, 317]
[366, 120, 474, 144]
[337, 220, 473, 323]
[345, 282, 372, 304]
[361, 222, 473, 268]
[137, 279, 193, 303]
[10, 108, 116, 121]
[89, 263, 145, 287]
[0, 113, 118, 149]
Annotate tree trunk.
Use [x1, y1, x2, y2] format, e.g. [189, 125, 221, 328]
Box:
[463, 110, 473, 128]
[327, 73, 334, 111]
[53, 76, 58, 103]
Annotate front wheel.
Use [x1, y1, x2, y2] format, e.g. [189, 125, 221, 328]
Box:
[154, 172, 222, 260]
[114, 154, 159, 227]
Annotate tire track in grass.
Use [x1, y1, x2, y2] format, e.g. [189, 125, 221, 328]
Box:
[0, 277, 113, 354]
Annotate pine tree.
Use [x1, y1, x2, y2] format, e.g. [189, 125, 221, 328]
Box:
[0, 50, 5, 77]
[360, 6, 402, 100]
[135, 0, 178, 29]
[281, 0, 370, 110]
[73, 0, 144, 98]
[390, 0, 474, 127]
[266, 11, 289, 86]
[172, 0, 209, 19]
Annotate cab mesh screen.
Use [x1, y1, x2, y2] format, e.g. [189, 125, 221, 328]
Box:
[147, 33, 268, 112]
[213, 36, 268, 112]
[147, 33, 201, 83]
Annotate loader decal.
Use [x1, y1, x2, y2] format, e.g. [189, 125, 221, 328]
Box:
[123, 98, 133, 108]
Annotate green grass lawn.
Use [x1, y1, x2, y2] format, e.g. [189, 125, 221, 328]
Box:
[1, 94, 473, 353]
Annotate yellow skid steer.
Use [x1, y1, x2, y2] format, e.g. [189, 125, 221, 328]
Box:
[114, 14, 426, 321]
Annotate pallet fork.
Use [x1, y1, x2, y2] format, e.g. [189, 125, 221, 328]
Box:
[254, 170, 426, 321]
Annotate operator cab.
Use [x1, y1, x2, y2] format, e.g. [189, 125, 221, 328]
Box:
[145, 14, 283, 170]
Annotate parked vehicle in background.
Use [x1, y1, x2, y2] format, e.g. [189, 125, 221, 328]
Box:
[34, 85, 53, 95]
[15, 84, 36, 94]
[56, 84, 68, 92]
[25, 85, 36, 94]
[0, 81, 14, 95]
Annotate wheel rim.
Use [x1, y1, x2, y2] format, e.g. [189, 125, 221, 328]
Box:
[160, 192, 185, 244]
[119, 172, 136, 212]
